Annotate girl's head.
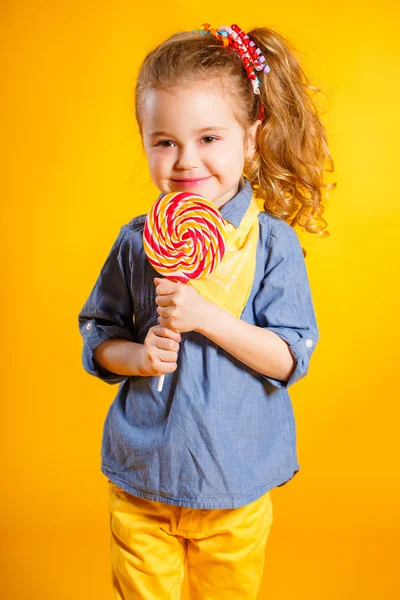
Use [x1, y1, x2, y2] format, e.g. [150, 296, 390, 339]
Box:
[135, 25, 335, 236]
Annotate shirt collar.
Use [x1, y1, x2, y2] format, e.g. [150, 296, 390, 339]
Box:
[219, 178, 253, 228]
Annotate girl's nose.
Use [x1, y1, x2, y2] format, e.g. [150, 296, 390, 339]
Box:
[176, 146, 199, 170]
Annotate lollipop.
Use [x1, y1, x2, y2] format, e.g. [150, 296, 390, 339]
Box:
[143, 191, 227, 391]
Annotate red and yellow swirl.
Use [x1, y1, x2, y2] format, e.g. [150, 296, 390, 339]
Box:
[143, 192, 227, 283]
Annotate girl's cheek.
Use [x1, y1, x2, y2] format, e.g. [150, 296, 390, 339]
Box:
[213, 146, 243, 168]
[155, 148, 176, 161]
[149, 153, 168, 171]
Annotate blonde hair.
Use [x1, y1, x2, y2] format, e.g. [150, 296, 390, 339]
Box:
[135, 27, 336, 252]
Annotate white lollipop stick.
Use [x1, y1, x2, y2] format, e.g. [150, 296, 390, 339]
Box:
[157, 374, 165, 392]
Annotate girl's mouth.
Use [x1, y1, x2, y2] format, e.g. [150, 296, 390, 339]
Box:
[171, 176, 212, 188]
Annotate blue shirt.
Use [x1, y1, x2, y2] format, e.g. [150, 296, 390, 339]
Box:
[78, 179, 319, 509]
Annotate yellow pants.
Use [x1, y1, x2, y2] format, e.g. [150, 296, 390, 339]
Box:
[108, 480, 273, 599]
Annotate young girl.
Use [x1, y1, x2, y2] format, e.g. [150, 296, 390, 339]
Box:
[79, 22, 334, 600]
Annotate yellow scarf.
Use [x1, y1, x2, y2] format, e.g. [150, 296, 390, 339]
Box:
[189, 195, 263, 318]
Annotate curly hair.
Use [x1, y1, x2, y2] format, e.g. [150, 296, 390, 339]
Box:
[134, 27, 336, 254]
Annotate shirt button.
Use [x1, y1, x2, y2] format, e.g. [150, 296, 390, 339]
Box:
[305, 339, 313, 348]
[86, 322, 94, 331]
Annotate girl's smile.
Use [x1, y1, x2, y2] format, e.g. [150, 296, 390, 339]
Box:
[170, 175, 214, 189]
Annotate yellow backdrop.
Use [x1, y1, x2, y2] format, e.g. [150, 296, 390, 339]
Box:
[2, 1, 399, 598]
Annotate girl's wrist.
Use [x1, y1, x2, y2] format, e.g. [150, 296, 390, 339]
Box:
[135, 344, 150, 377]
[195, 301, 223, 337]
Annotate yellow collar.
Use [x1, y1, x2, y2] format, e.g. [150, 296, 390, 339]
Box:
[190, 195, 261, 318]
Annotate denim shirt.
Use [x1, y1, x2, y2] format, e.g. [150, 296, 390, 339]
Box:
[78, 179, 319, 509]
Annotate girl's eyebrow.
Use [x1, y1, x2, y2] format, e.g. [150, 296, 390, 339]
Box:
[149, 126, 228, 136]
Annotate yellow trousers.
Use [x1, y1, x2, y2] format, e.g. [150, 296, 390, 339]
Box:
[108, 480, 273, 599]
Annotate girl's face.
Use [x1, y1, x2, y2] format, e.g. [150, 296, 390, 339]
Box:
[141, 81, 260, 209]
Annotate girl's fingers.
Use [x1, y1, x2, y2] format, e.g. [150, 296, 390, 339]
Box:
[157, 306, 171, 318]
[153, 349, 179, 363]
[156, 294, 174, 307]
[158, 316, 171, 328]
[154, 361, 178, 374]
[155, 336, 180, 352]
[153, 325, 181, 342]
[154, 278, 179, 295]
[146, 326, 180, 375]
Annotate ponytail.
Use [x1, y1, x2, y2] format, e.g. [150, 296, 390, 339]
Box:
[244, 28, 336, 248]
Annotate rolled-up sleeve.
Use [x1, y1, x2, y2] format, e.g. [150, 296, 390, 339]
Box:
[254, 221, 319, 389]
[78, 226, 135, 384]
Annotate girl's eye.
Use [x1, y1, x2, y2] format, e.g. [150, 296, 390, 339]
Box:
[155, 140, 175, 148]
[202, 136, 218, 144]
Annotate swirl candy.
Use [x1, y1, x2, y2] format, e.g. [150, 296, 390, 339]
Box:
[143, 192, 227, 282]
[143, 191, 227, 391]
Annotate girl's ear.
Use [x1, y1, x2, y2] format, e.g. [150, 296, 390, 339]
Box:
[245, 119, 262, 160]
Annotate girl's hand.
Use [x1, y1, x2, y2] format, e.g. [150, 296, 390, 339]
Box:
[155, 277, 210, 333]
[140, 325, 181, 376]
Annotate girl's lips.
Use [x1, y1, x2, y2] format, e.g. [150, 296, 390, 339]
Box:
[171, 176, 212, 188]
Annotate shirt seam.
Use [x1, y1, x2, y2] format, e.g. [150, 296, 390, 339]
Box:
[103, 466, 298, 504]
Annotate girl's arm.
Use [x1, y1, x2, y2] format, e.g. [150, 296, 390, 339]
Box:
[93, 338, 146, 376]
[93, 326, 181, 377]
[198, 304, 295, 381]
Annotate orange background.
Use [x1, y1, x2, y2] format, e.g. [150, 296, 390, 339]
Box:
[2, 1, 399, 598]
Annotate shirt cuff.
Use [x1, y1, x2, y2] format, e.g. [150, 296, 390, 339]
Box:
[260, 329, 318, 389]
[81, 319, 134, 385]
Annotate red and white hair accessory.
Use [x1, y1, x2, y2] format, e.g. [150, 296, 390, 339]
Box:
[198, 23, 271, 95]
